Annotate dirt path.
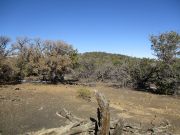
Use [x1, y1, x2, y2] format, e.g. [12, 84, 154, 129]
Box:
[0, 83, 180, 134]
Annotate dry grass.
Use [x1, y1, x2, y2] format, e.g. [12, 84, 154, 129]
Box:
[77, 87, 91, 101]
[0, 83, 180, 134]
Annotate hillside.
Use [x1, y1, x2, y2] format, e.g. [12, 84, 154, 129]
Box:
[78, 52, 141, 66]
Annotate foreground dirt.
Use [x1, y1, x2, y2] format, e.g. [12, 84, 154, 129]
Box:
[0, 83, 180, 135]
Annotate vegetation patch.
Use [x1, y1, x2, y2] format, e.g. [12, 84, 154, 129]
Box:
[77, 87, 91, 101]
[0, 31, 179, 95]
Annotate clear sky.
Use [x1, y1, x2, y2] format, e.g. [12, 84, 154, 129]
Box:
[0, 0, 180, 58]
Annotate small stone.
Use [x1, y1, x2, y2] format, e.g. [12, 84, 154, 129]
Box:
[15, 88, 20, 90]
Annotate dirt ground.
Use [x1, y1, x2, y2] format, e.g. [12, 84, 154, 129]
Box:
[0, 83, 180, 135]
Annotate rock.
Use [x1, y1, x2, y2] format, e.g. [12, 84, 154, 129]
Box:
[14, 87, 20, 90]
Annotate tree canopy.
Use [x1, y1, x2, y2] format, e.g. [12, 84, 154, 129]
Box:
[150, 31, 180, 64]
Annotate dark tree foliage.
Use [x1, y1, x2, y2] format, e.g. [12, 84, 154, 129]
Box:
[154, 62, 178, 94]
[130, 58, 156, 89]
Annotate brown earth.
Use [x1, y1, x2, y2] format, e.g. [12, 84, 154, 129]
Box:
[0, 83, 180, 135]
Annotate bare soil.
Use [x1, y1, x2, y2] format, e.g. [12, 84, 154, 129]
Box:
[0, 83, 180, 135]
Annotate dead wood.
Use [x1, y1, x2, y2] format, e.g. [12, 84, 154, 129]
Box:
[95, 90, 110, 135]
[56, 108, 84, 123]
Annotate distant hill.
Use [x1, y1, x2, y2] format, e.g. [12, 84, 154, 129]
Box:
[78, 51, 141, 66]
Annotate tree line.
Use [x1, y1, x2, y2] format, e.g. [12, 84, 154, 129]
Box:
[0, 31, 179, 95]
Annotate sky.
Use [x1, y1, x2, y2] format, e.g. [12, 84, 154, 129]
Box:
[0, 0, 180, 58]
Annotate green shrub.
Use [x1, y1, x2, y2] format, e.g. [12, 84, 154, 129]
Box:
[130, 58, 156, 89]
[154, 63, 178, 95]
[77, 88, 91, 101]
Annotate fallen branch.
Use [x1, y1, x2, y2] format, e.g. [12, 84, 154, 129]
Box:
[56, 108, 84, 123]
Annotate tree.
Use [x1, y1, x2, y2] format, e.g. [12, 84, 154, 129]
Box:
[130, 58, 156, 89]
[41, 40, 77, 83]
[150, 31, 180, 94]
[0, 36, 19, 83]
[0, 36, 11, 61]
[150, 31, 180, 64]
[12, 37, 30, 79]
[24, 38, 44, 77]
[154, 62, 178, 94]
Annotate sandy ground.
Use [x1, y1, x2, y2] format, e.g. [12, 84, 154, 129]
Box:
[0, 83, 180, 135]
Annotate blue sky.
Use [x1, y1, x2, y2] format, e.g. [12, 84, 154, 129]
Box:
[0, 0, 180, 58]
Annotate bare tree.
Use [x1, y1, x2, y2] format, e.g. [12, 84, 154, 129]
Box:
[0, 36, 11, 59]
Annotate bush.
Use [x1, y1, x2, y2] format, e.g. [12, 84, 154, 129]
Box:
[130, 58, 156, 89]
[154, 62, 179, 95]
[77, 88, 91, 101]
[0, 62, 20, 84]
